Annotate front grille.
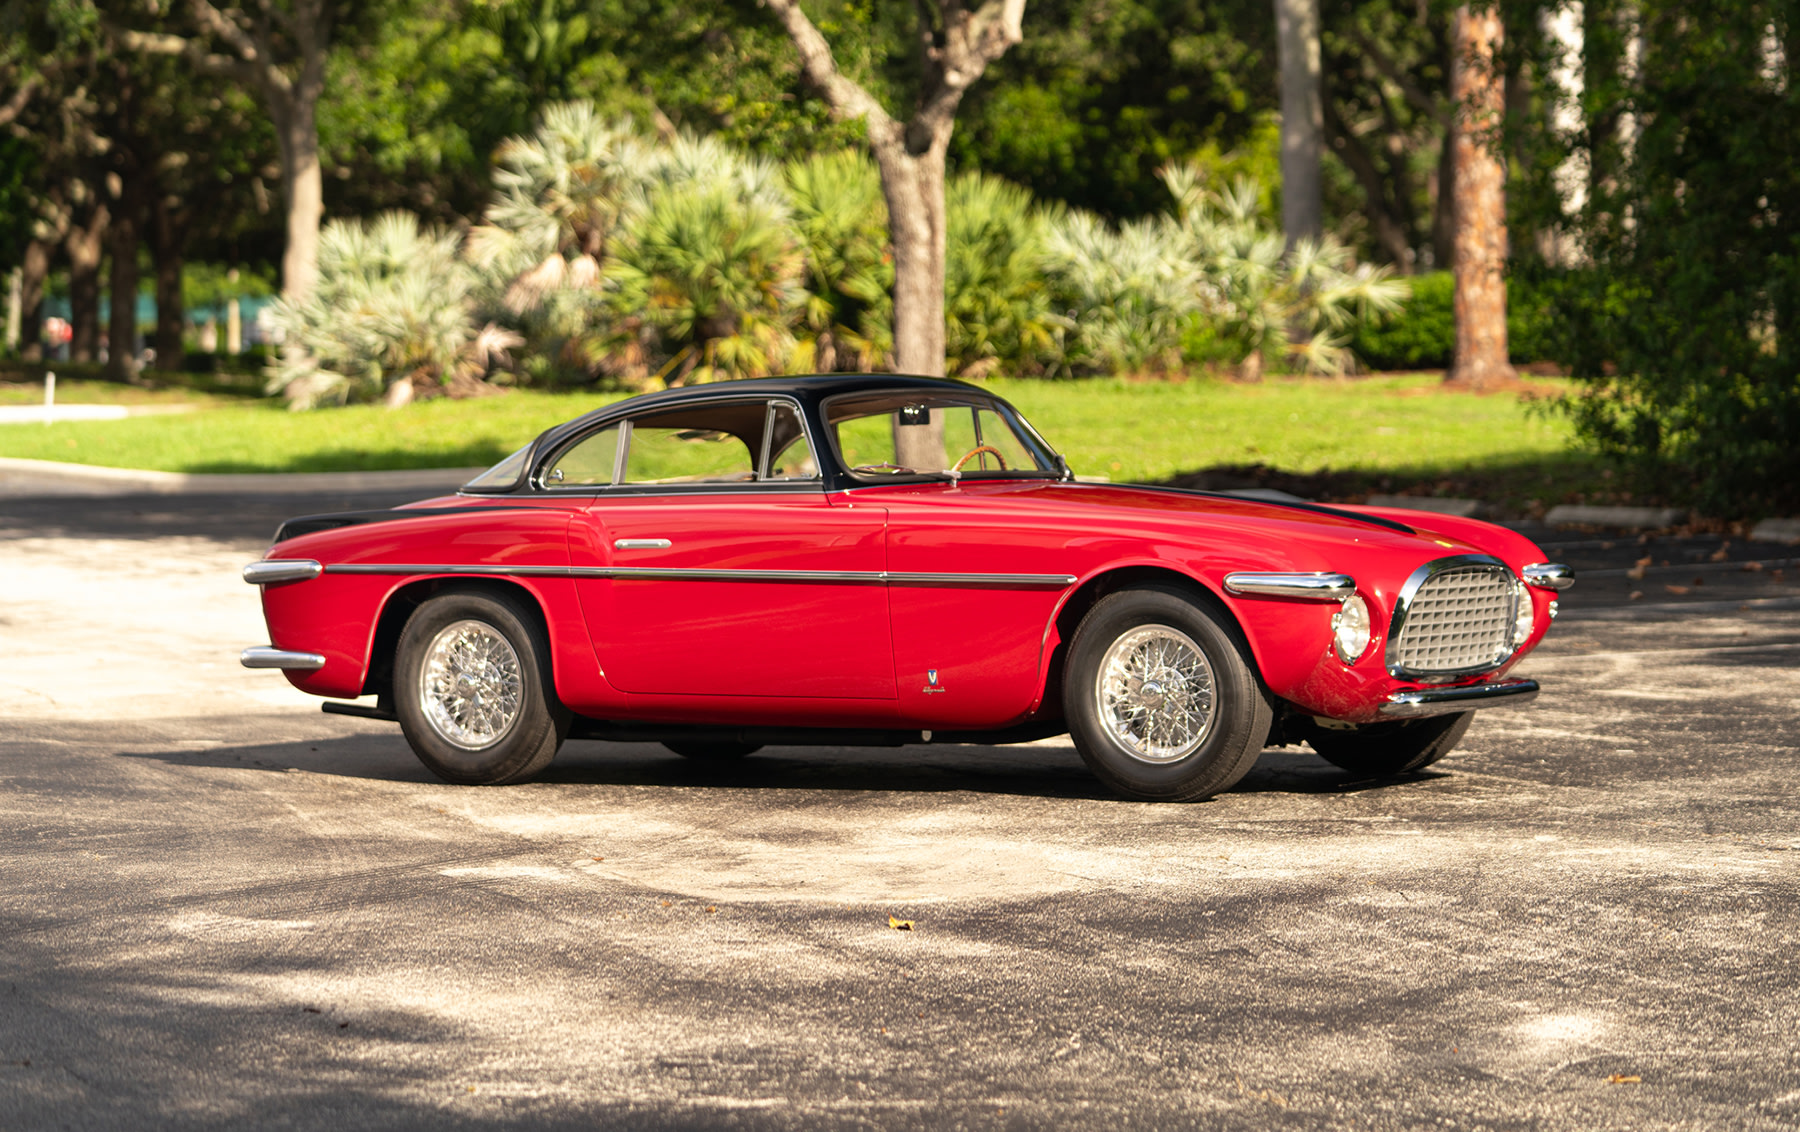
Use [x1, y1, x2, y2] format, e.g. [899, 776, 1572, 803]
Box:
[1389, 562, 1517, 676]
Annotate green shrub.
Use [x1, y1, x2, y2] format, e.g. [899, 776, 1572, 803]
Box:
[1347, 271, 1568, 372]
[1348, 271, 1454, 370]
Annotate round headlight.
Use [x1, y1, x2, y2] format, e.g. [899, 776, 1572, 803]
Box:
[1513, 580, 1536, 648]
[1332, 594, 1372, 664]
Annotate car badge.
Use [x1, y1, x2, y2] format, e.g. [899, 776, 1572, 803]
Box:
[923, 668, 946, 693]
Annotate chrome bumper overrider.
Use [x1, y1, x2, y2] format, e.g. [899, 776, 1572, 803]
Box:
[243, 559, 323, 585]
[240, 646, 326, 671]
[1379, 678, 1539, 718]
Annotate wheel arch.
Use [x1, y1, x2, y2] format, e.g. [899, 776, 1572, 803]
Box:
[1036, 564, 1260, 718]
[361, 576, 557, 701]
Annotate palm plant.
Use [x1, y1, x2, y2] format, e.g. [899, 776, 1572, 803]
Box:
[944, 172, 1068, 378]
[466, 102, 653, 381]
[610, 137, 803, 385]
[267, 212, 516, 408]
[784, 150, 892, 372]
[1045, 210, 1203, 375]
[1161, 164, 1409, 375]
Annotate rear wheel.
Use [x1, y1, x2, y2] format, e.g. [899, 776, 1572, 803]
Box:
[663, 741, 762, 760]
[1063, 586, 1272, 802]
[394, 589, 568, 785]
[1306, 712, 1474, 777]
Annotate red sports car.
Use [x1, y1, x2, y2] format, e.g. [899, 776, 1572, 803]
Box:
[242, 375, 1572, 801]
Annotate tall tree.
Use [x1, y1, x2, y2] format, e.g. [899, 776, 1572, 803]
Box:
[1446, 2, 1512, 387]
[761, 0, 1027, 378]
[1275, 0, 1322, 248]
[117, 0, 350, 300]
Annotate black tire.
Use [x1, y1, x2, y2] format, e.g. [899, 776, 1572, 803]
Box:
[663, 741, 762, 760]
[1063, 586, 1273, 802]
[393, 588, 569, 785]
[1306, 712, 1474, 777]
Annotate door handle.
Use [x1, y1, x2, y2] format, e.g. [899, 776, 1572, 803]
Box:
[614, 538, 672, 550]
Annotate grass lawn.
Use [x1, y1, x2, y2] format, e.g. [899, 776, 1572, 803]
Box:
[0, 373, 1609, 510]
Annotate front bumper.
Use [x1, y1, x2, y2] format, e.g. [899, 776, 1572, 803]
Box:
[1379, 678, 1539, 718]
[241, 646, 326, 671]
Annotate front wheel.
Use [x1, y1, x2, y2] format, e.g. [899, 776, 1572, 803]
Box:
[394, 589, 568, 785]
[1063, 586, 1272, 802]
[1305, 712, 1473, 777]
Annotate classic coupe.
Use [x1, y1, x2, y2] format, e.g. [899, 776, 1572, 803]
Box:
[241, 375, 1572, 801]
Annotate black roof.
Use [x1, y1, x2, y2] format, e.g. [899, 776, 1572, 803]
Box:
[473, 373, 1026, 496]
[549, 373, 983, 430]
[529, 373, 1000, 463]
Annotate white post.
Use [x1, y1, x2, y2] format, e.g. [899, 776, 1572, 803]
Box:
[226, 267, 243, 355]
[44, 369, 55, 425]
[4, 267, 19, 352]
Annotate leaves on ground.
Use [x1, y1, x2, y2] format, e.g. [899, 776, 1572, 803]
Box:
[888, 915, 914, 931]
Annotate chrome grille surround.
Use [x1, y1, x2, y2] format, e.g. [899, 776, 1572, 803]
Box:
[1385, 555, 1521, 679]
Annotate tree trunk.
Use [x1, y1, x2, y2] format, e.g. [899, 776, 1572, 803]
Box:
[872, 131, 949, 378]
[1275, 0, 1324, 249]
[106, 180, 144, 382]
[150, 193, 188, 367]
[66, 199, 110, 363]
[272, 95, 324, 301]
[19, 238, 49, 361]
[1447, 4, 1514, 388]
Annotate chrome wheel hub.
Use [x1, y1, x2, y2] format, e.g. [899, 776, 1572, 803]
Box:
[420, 620, 523, 750]
[1095, 626, 1216, 764]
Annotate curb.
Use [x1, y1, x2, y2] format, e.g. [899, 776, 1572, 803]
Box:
[1543, 504, 1685, 529]
[0, 456, 485, 497]
[1556, 595, 1800, 621]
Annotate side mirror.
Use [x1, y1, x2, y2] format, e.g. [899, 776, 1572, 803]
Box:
[1054, 453, 1074, 482]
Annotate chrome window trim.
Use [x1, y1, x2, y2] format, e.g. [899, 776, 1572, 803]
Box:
[1223, 572, 1357, 601]
[1522, 562, 1576, 591]
[1385, 554, 1518, 679]
[321, 563, 1076, 589]
[1379, 677, 1539, 718]
[240, 646, 327, 671]
[243, 559, 324, 585]
[532, 395, 819, 494]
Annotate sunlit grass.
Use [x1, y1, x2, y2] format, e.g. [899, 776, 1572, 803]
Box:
[0, 374, 1583, 489]
[987, 374, 1578, 482]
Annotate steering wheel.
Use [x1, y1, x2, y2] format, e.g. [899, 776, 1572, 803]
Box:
[950, 445, 1008, 473]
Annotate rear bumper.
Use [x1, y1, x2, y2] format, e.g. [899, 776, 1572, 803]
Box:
[240, 646, 326, 671]
[1380, 678, 1539, 718]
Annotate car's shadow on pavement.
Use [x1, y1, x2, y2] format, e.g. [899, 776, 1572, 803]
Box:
[116, 732, 1448, 801]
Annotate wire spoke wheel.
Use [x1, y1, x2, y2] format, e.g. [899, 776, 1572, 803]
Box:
[419, 619, 524, 750]
[1064, 586, 1270, 802]
[1095, 626, 1217, 763]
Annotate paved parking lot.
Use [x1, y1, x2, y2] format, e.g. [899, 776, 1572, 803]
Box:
[2, 489, 1797, 1129]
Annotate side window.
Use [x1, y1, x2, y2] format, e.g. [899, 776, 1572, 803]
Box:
[622, 424, 755, 484]
[765, 402, 819, 480]
[546, 425, 619, 486]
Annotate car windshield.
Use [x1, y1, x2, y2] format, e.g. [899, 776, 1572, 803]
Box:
[824, 392, 1058, 481]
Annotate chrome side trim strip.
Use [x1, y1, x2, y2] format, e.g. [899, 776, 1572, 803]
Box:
[241, 646, 327, 671]
[321, 563, 1077, 589]
[1379, 678, 1539, 718]
[1523, 563, 1575, 591]
[1223, 572, 1356, 601]
[243, 559, 323, 585]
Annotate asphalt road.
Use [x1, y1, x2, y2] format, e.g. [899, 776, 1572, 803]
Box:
[2, 490, 1797, 1130]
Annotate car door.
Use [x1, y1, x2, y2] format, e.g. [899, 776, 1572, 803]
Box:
[559, 398, 895, 700]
